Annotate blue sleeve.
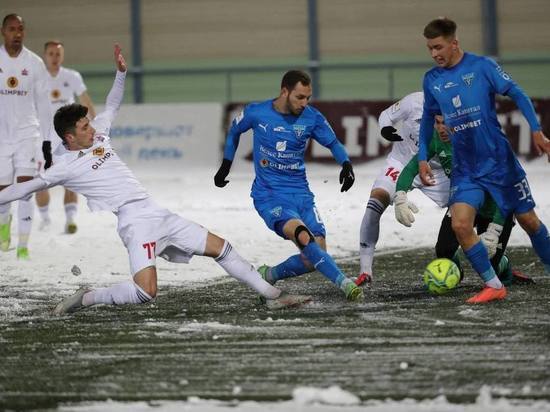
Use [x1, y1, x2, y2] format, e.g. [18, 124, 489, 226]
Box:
[482, 57, 515, 96]
[418, 74, 439, 161]
[223, 105, 254, 161]
[311, 111, 338, 146]
[506, 84, 541, 132]
[326, 140, 350, 165]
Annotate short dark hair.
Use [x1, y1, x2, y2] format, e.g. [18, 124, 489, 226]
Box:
[54, 104, 88, 144]
[44, 40, 63, 51]
[281, 70, 311, 90]
[423, 17, 457, 39]
[2, 13, 23, 28]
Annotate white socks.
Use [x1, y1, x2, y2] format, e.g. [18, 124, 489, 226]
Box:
[65, 202, 77, 224]
[17, 196, 34, 248]
[82, 280, 152, 306]
[215, 241, 281, 299]
[359, 198, 386, 275]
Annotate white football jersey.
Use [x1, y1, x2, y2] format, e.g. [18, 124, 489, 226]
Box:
[41, 128, 148, 213]
[378, 91, 424, 164]
[48, 66, 87, 111]
[0, 45, 53, 143]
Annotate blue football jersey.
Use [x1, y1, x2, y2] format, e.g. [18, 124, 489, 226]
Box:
[420, 52, 526, 186]
[224, 99, 341, 198]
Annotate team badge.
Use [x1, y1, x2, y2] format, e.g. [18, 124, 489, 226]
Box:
[276, 141, 287, 152]
[270, 206, 282, 217]
[260, 158, 269, 167]
[462, 72, 475, 86]
[293, 124, 306, 138]
[51, 89, 61, 99]
[93, 147, 105, 156]
[7, 76, 18, 88]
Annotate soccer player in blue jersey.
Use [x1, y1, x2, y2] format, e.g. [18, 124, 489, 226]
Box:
[418, 17, 550, 303]
[214, 70, 363, 302]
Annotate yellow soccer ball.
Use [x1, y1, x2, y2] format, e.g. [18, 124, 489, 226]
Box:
[423, 258, 461, 295]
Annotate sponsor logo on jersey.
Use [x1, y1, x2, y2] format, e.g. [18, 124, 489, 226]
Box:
[270, 206, 282, 217]
[444, 81, 458, 89]
[21, 69, 28, 76]
[274, 126, 288, 132]
[259, 123, 268, 132]
[495, 65, 511, 81]
[51, 89, 61, 99]
[452, 119, 481, 133]
[462, 72, 475, 86]
[7, 76, 18, 88]
[452, 95, 462, 108]
[260, 158, 269, 167]
[276, 141, 287, 152]
[293, 124, 306, 137]
[91, 151, 113, 170]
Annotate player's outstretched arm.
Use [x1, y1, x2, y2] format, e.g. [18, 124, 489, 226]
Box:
[0, 178, 48, 205]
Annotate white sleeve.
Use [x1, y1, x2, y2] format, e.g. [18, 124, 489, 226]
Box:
[73, 70, 87, 96]
[33, 58, 55, 142]
[378, 94, 414, 129]
[0, 178, 48, 205]
[92, 70, 126, 135]
[39, 161, 70, 186]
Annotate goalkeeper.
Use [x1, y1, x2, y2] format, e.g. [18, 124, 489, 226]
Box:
[393, 115, 532, 286]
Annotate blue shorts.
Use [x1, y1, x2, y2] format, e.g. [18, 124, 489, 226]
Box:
[253, 193, 326, 239]
[449, 176, 536, 218]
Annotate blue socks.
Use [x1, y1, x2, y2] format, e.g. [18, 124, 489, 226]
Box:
[529, 223, 550, 273]
[464, 241, 498, 283]
[301, 242, 347, 288]
[271, 254, 311, 282]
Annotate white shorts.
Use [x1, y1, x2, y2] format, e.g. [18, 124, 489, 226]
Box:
[0, 138, 38, 184]
[116, 198, 209, 275]
[412, 167, 450, 207]
[371, 157, 406, 201]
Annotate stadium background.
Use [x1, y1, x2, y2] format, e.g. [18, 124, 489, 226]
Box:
[5, 0, 550, 103]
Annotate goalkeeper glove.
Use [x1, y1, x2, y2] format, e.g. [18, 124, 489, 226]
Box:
[381, 126, 402, 142]
[339, 161, 355, 192]
[394, 190, 419, 227]
[42, 141, 53, 170]
[214, 158, 232, 187]
[480, 222, 503, 258]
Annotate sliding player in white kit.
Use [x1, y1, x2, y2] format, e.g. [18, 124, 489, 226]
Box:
[36, 40, 96, 234]
[0, 14, 54, 259]
[0, 45, 311, 314]
[357, 91, 448, 285]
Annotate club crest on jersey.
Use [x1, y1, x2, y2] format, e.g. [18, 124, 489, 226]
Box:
[93, 147, 105, 156]
[7, 76, 18, 88]
[270, 206, 282, 217]
[51, 89, 61, 99]
[452, 95, 462, 108]
[293, 124, 306, 138]
[260, 158, 269, 167]
[276, 141, 287, 152]
[462, 72, 475, 86]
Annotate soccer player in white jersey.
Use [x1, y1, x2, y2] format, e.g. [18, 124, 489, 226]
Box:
[0, 14, 54, 260]
[0, 44, 311, 313]
[35, 40, 96, 234]
[357, 92, 448, 285]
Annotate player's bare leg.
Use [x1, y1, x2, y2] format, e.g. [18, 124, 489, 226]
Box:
[515, 209, 550, 274]
[358, 188, 390, 285]
[64, 188, 78, 234]
[451, 203, 506, 303]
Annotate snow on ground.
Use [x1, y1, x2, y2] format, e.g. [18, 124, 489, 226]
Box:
[1, 156, 549, 315]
